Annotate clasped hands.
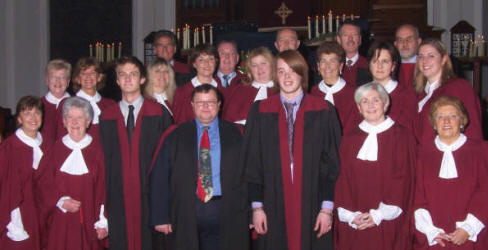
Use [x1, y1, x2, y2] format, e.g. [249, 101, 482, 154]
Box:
[251, 207, 333, 238]
[62, 198, 108, 239]
[434, 228, 470, 247]
[352, 212, 376, 230]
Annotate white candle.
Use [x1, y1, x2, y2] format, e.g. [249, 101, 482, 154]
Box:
[342, 14, 346, 22]
[177, 28, 180, 42]
[336, 16, 339, 32]
[89, 44, 93, 57]
[202, 26, 206, 44]
[210, 26, 213, 45]
[322, 15, 325, 35]
[307, 16, 311, 39]
[478, 36, 485, 57]
[328, 11, 332, 34]
[350, 14, 354, 20]
[315, 16, 319, 37]
[118, 42, 122, 58]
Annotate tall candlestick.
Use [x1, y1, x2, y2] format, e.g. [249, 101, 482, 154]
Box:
[210, 26, 213, 45]
[342, 14, 346, 22]
[307, 16, 311, 39]
[202, 26, 206, 44]
[322, 15, 325, 35]
[336, 15, 339, 32]
[315, 15, 319, 38]
[177, 28, 180, 42]
[328, 10, 333, 34]
[89, 44, 93, 57]
[118, 42, 122, 58]
[102, 43, 106, 62]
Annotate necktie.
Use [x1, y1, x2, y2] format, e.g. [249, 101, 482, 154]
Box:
[197, 126, 213, 202]
[222, 75, 230, 88]
[346, 59, 353, 67]
[127, 105, 135, 141]
[284, 102, 296, 163]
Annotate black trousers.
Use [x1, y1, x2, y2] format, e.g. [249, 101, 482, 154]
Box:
[195, 196, 222, 250]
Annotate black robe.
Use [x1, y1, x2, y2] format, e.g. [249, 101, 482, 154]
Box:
[149, 119, 249, 250]
[98, 99, 172, 250]
[244, 94, 341, 250]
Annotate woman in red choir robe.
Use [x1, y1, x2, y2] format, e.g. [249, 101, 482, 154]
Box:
[367, 40, 417, 131]
[172, 44, 225, 124]
[245, 50, 341, 250]
[36, 97, 108, 250]
[310, 41, 359, 134]
[335, 82, 416, 250]
[223, 46, 275, 126]
[56, 57, 116, 140]
[414, 96, 488, 249]
[0, 96, 52, 250]
[144, 58, 177, 117]
[414, 38, 482, 144]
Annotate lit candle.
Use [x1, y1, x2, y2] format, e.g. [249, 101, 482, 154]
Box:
[315, 15, 319, 37]
[350, 14, 354, 20]
[478, 35, 485, 57]
[197, 27, 200, 45]
[202, 26, 206, 44]
[469, 40, 475, 58]
[89, 44, 93, 57]
[322, 15, 325, 35]
[118, 42, 122, 58]
[328, 10, 333, 34]
[336, 15, 339, 32]
[95, 43, 99, 61]
[342, 14, 346, 22]
[177, 28, 180, 42]
[194, 28, 197, 47]
[307, 16, 311, 39]
[210, 26, 213, 45]
[111, 43, 115, 61]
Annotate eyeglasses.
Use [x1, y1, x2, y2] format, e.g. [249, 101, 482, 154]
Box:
[194, 100, 218, 107]
[396, 37, 417, 44]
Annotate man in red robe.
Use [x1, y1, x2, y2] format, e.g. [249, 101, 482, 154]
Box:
[153, 30, 192, 86]
[98, 56, 172, 250]
[336, 22, 371, 86]
[394, 24, 422, 86]
[41, 59, 71, 141]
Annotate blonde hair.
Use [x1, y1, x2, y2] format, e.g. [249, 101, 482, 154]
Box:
[144, 58, 176, 104]
[243, 47, 276, 86]
[46, 59, 72, 77]
[414, 38, 455, 94]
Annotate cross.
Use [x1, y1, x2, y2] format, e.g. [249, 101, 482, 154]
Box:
[274, 2, 293, 25]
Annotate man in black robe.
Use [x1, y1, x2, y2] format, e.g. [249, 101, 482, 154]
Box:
[244, 50, 341, 250]
[99, 56, 172, 250]
[150, 84, 249, 250]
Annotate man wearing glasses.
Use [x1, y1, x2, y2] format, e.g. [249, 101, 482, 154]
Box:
[150, 84, 249, 250]
[394, 24, 422, 86]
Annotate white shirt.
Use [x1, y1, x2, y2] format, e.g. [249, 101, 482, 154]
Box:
[317, 77, 346, 105]
[76, 90, 102, 124]
[383, 79, 398, 94]
[418, 80, 439, 113]
[346, 53, 359, 66]
[45, 91, 70, 108]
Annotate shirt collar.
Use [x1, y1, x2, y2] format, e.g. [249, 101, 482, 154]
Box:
[191, 76, 218, 88]
[120, 95, 143, 109]
[280, 90, 304, 106]
[217, 70, 236, 79]
[346, 53, 359, 65]
[402, 55, 417, 64]
[252, 81, 274, 89]
[76, 90, 101, 103]
[318, 77, 346, 94]
[383, 79, 398, 94]
[195, 116, 219, 131]
[45, 91, 70, 107]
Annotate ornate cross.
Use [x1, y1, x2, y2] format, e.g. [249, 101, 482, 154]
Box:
[274, 2, 293, 25]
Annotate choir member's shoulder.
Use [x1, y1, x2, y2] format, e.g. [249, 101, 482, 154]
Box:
[142, 98, 166, 116]
[443, 77, 476, 93]
[219, 119, 243, 138]
[303, 93, 333, 111]
[100, 100, 121, 120]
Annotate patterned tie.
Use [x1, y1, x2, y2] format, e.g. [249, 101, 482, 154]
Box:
[197, 126, 213, 202]
[127, 105, 135, 141]
[284, 102, 296, 163]
[222, 75, 230, 88]
[346, 59, 353, 67]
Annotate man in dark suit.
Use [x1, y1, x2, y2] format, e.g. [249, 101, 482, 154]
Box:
[336, 21, 372, 86]
[150, 84, 249, 250]
[153, 30, 193, 86]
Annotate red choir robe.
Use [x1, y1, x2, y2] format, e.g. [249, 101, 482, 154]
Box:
[55, 97, 116, 141]
[222, 83, 275, 124]
[413, 139, 488, 249]
[41, 95, 67, 141]
[415, 78, 482, 145]
[173, 60, 190, 74]
[98, 99, 172, 250]
[35, 136, 106, 250]
[388, 82, 417, 132]
[310, 82, 359, 134]
[214, 72, 247, 97]
[334, 123, 416, 250]
[172, 78, 225, 124]
[173, 60, 193, 87]
[0, 131, 52, 250]
[399, 63, 416, 86]
[244, 94, 341, 250]
[341, 55, 372, 87]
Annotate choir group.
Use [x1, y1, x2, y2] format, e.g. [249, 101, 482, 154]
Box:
[0, 22, 487, 250]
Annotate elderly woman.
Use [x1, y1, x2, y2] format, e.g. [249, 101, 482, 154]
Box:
[222, 46, 274, 125]
[144, 58, 177, 116]
[311, 41, 359, 133]
[414, 38, 482, 144]
[172, 44, 222, 124]
[334, 82, 416, 250]
[0, 96, 51, 250]
[367, 40, 417, 131]
[414, 96, 488, 249]
[36, 97, 107, 250]
[246, 50, 341, 250]
[56, 57, 116, 140]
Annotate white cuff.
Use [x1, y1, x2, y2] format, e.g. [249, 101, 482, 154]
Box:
[456, 213, 485, 242]
[234, 119, 246, 125]
[369, 202, 403, 226]
[6, 207, 30, 241]
[337, 207, 361, 229]
[56, 196, 71, 213]
[414, 208, 445, 246]
[94, 204, 109, 233]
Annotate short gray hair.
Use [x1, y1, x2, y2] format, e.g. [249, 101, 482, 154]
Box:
[62, 96, 94, 121]
[354, 82, 390, 107]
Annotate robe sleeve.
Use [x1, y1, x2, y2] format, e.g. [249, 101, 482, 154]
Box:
[414, 208, 445, 246]
[319, 103, 341, 203]
[149, 131, 174, 226]
[93, 148, 108, 230]
[243, 102, 264, 203]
